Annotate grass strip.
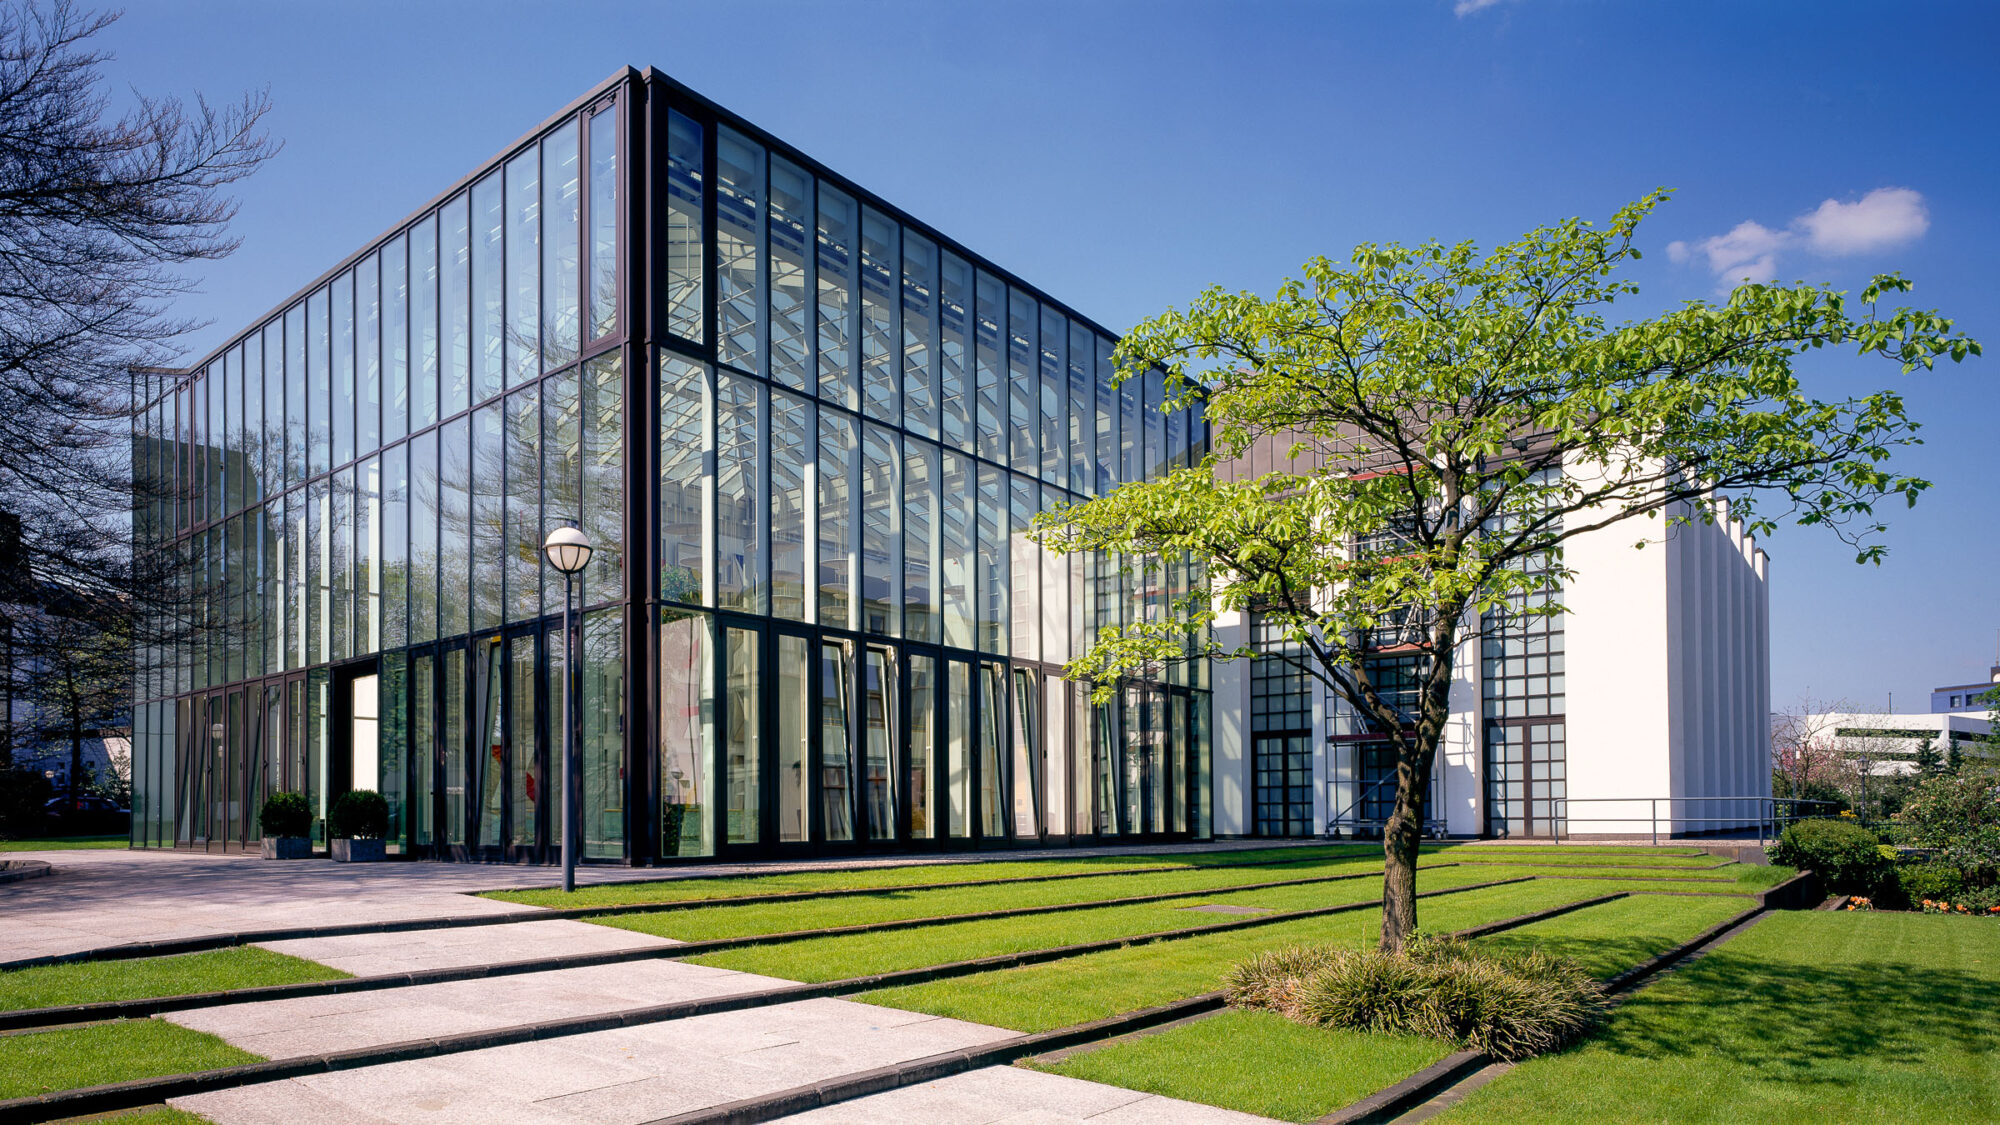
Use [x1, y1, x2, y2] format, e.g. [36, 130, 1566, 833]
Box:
[0, 836, 128, 852]
[680, 868, 1523, 982]
[1470, 894, 1755, 979]
[0, 1020, 257, 1101]
[857, 879, 1629, 1033]
[0, 950, 348, 1015]
[1444, 911, 2000, 1123]
[487, 844, 1378, 909]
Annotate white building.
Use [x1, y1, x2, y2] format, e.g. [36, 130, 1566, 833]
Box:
[1800, 711, 1992, 777]
[1210, 460, 1773, 841]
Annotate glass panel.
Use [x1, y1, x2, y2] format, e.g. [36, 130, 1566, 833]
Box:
[978, 662, 1006, 838]
[859, 208, 896, 422]
[901, 230, 937, 440]
[264, 496, 285, 675]
[863, 647, 896, 840]
[582, 354, 624, 600]
[903, 442, 937, 644]
[381, 657, 405, 850]
[1069, 322, 1093, 495]
[509, 635, 537, 848]
[384, 235, 409, 443]
[1072, 681, 1094, 835]
[1012, 668, 1041, 837]
[306, 478, 326, 664]
[769, 156, 811, 391]
[438, 417, 471, 639]
[351, 673, 380, 794]
[505, 148, 539, 388]
[819, 641, 853, 843]
[308, 285, 331, 476]
[1045, 674, 1068, 835]
[659, 354, 705, 604]
[664, 110, 702, 342]
[285, 303, 306, 487]
[939, 252, 972, 453]
[1011, 475, 1038, 663]
[475, 638, 502, 848]
[543, 369, 580, 618]
[442, 646, 465, 844]
[716, 372, 764, 613]
[242, 339, 263, 507]
[543, 120, 581, 369]
[716, 127, 764, 374]
[726, 626, 759, 845]
[505, 385, 541, 623]
[472, 171, 505, 403]
[382, 444, 408, 650]
[976, 464, 1007, 655]
[411, 428, 440, 644]
[307, 669, 327, 846]
[860, 425, 898, 636]
[816, 184, 856, 409]
[470, 404, 504, 632]
[358, 456, 381, 654]
[263, 324, 285, 495]
[778, 633, 809, 842]
[413, 214, 441, 428]
[817, 409, 854, 628]
[659, 609, 712, 856]
[359, 253, 381, 456]
[1008, 288, 1037, 474]
[333, 270, 354, 467]
[588, 106, 618, 340]
[1041, 306, 1065, 485]
[941, 451, 974, 649]
[286, 488, 304, 667]
[582, 606, 625, 858]
[770, 390, 811, 622]
[974, 271, 1004, 463]
[442, 194, 471, 417]
[908, 653, 936, 840]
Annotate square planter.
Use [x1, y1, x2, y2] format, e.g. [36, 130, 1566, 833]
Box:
[331, 838, 385, 863]
[261, 836, 311, 860]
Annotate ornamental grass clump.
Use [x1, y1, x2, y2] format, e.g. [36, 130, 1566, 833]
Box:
[1225, 935, 1609, 1061]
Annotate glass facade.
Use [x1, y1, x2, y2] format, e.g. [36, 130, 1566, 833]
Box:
[128, 70, 1207, 862]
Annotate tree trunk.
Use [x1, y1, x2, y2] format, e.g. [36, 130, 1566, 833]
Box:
[1379, 757, 1426, 952]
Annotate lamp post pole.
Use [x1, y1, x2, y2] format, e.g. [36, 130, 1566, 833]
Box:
[543, 525, 594, 895]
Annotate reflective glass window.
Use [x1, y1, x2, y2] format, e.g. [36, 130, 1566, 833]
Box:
[508, 635, 537, 847]
[817, 408, 855, 628]
[308, 285, 331, 476]
[820, 641, 854, 842]
[726, 626, 759, 845]
[770, 389, 811, 621]
[1011, 475, 1038, 662]
[908, 653, 935, 839]
[470, 402, 504, 631]
[582, 606, 624, 858]
[542, 369, 580, 619]
[860, 424, 899, 636]
[976, 463, 1007, 655]
[384, 234, 409, 442]
[863, 647, 896, 839]
[359, 253, 381, 456]
[903, 441, 938, 644]
[331, 467, 353, 659]
[940, 450, 974, 649]
[505, 385, 540, 624]
[664, 110, 702, 342]
[333, 270, 354, 467]
[939, 252, 972, 453]
[778, 633, 809, 841]
[285, 304, 305, 487]
[438, 416, 471, 639]
[582, 354, 624, 600]
[504, 148, 539, 388]
[543, 119, 581, 369]
[263, 324, 284, 498]
[412, 214, 441, 427]
[241, 341, 262, 508]
[472, 171, 505, 403]
[1068, 321, 1092, 495]
[1008, 288, 1037, 474]
[659, 609, 712, 856]
[588, 106, 619, 340]
[901, 230, 938, 440]
[946, 658, 971, 837]
[816, 184, 857, 408]
[716, 127, 764, 375]
[410, 427, 439, 644]
[359, 456, 381, 654]
[973, 271, 1004, 463]
[381, 443, 407, 650]
[859, 208, 897, 422]
[978, 662, 1006, 837]
[659, 353, 705, 605]
[442, 194, 471, 417]
[1040, 306, 1065, 485]
[716, 371, 764, 613]
[769, 156, 812, 391]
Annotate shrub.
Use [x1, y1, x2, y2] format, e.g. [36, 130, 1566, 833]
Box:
[329, 790, 388, 840]
[1769, 818, 1895, 896]
[1895, 766, 2000, 876]
[1898, 863, 1965, 905]
[1227, 935, 1608, 1061]
[259, 791, 312, 838]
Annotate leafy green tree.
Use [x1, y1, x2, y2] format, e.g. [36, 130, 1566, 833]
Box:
[1897, 765, 2000, 879]
[1033, 191, 1978, 952]
[1913, 736, 1944, 777]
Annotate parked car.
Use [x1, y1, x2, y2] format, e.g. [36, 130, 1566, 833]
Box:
[43, 794, 130, 835]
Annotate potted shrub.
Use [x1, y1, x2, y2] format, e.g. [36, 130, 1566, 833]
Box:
[329, 790, 389, 863]
[259, 792, 313, 859]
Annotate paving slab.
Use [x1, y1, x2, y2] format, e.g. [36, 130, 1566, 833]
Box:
[778, 1063, 1286, 1123]
[165, 958, 791, 1059]
[173, 997, 1018, 1125]
[254, 917, 679, 975]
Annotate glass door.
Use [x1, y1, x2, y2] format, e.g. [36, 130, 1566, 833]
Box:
[775, 629, 812, 847]
[818, 639, 856, 844]
[862, 646, 897, 842]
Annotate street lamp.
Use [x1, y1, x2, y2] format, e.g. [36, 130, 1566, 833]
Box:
[543, 524, 594, 893]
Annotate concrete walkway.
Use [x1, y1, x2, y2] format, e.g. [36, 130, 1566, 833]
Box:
[0, 840, 1298, 965]
[255, 918, 678, 976]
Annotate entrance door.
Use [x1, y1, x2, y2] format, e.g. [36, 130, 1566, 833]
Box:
[1484, 719, 1566, 837]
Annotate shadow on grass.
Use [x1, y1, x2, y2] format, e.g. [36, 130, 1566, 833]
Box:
[1578, 949, 1994, 1081]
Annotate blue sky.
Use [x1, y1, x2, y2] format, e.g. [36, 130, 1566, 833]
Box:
[103, 0, 1997, 711]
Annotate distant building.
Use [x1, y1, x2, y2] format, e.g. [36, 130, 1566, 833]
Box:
[1929, 665, 1999, 713]
[1805, 710, 1993, 776]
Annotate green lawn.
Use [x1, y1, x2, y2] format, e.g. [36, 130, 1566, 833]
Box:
[595, 855, 1391, 942]
[0, 834, 128, 851]
[1032, 1009, 1451, 1123]
[0, 948, 348, 1013]
[856, 879, 1632, 1032]
[0, 1019, 259, 1099]
[678, 866, 1517, 982]
[73, 1109, 211, 1125]
[1470, 893, 1752, 977]
[487, 845, 1378, 909]
[1443, 911, 2000, 1123]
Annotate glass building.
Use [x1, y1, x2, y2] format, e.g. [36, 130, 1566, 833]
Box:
[128, 67, 1210, 863]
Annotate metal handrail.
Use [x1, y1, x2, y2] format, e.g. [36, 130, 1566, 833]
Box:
[1316, 790, 1842, 844]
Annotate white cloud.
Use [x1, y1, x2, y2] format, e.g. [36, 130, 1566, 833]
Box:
[1454, 0, 1508, 15]
[1797, 187, 1929, 256]
[1669, 188, 1929, 290]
